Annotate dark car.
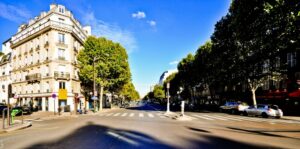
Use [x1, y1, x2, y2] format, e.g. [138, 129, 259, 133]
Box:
[0, 104, 8, 116]
[12, 105, 32, 115]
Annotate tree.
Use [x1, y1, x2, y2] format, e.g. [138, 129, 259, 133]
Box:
[177, 53, 195, 100]
[120, 82, 140, 100]
[78, 36, 137, 107]
[153, 85, 165, 103]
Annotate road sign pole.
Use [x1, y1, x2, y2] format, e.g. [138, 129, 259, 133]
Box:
[166, 83, 170, 113]
[52, 93, 57, 115]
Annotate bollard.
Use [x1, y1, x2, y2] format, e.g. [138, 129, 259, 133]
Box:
[2, 108, 6, 129]
[181, 101, 185, 116]
[22, 111, 24, 124]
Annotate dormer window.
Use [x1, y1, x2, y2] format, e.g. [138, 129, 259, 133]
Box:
[59, 7, 65, 13]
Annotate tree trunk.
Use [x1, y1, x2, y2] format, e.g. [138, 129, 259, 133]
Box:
[99, 86, 103, 111]
[251, 89, 257, 108]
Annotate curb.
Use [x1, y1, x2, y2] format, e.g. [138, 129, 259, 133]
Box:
[1, 122, 32, 133]
[173, 115, 195, 121]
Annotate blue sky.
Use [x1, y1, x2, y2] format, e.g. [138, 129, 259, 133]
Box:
[0, 0, 231, 97]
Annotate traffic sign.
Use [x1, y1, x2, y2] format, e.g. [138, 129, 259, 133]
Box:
[52, 93, 57, 98]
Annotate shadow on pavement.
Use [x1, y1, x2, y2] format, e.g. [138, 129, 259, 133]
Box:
[26, 121, 173, 149]
[187, 127, 211, 133]
[26, 121, 282, 149]
[227, 127, 300, 140]
[186, 134, 281, 149]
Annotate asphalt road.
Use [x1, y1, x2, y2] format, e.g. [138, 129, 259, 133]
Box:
[1, 104, 300, 149]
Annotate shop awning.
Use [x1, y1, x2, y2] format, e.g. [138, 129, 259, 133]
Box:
[288, 89, 300, 98]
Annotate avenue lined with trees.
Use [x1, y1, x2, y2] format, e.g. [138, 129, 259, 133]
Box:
[146, 0, 300, 110]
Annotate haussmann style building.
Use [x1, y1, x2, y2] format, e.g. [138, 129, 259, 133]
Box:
[7, 4, 91, 113]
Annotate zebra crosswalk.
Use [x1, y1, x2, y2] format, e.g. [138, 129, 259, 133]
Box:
[98, 112, 166, 119]
[187, 114, 300, 124]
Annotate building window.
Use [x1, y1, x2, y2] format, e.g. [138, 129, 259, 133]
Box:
[287, 52, 297, 67]
[262, 79, 270, 90]
[58, 33, 65, 43]
[59, 18, 65, 22]
[58, 48, 65, 60]
[262, 59, 270, 73]
[274, 57, 280, 68]
[59, 82, 66, 89]
[59, 7, 65, 13]
[2, 85, 5, 90]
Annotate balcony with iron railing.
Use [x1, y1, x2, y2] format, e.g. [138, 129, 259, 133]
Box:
[58, 56, 66, 61]
[54, 71, 70, 80]
[11, 19, 87, 46]
[25, 73, 41, 83]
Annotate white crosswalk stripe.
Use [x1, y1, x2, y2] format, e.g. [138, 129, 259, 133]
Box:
[148, 113, 154, 118]
[113, 113, 121, 116]
[139, 113, 144, 117]
[213, 115, 242, 121]
[192, 115, 214, 120]
[97, 112, 170, 119]
[156, 113, 166, 118]
[105, 113, 114, 116]
[187, 114, 300, 124]
[203, 115, 228, 121]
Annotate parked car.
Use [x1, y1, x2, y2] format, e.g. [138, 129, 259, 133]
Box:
[12, 105, 32, 115]
[243, 104, 283, 118]
[219, 102, 249, 114]
[0, 104, 8, 116]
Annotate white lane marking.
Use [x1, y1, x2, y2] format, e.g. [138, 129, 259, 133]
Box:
[148, 113, 154, 118]
[107, 131, 138, 146]
[204, 115, 228, 121]
[213, 115, 242, 121]
[192, 115, 214, 120]
[139, 113, 144, 117]
[121, 113, 128, 117]
[105, 113, 114, 116]
[129, 113, 135, 117]
[113, 113, 121, 116]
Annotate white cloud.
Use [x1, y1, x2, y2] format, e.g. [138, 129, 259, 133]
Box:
[147, 20, 156, 27]
[132, 11, 146, 19]
[169, 61, 179, 65]
[83, 11, 137, 53]
[0, 2, 31, 23]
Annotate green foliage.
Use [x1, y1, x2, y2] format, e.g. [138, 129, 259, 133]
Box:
[120, 82, 140, 100]
[78, 36, 139, 100]
[164, 0, 299, 105]
[153, 85, 165, 102]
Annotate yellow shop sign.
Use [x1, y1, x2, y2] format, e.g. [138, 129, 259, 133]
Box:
[58, 89, 67, 100]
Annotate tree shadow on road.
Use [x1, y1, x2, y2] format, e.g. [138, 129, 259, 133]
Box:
[227, 127, 300, 140]
[26, 121, 172, 149]
[25, 121, 283, 149]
